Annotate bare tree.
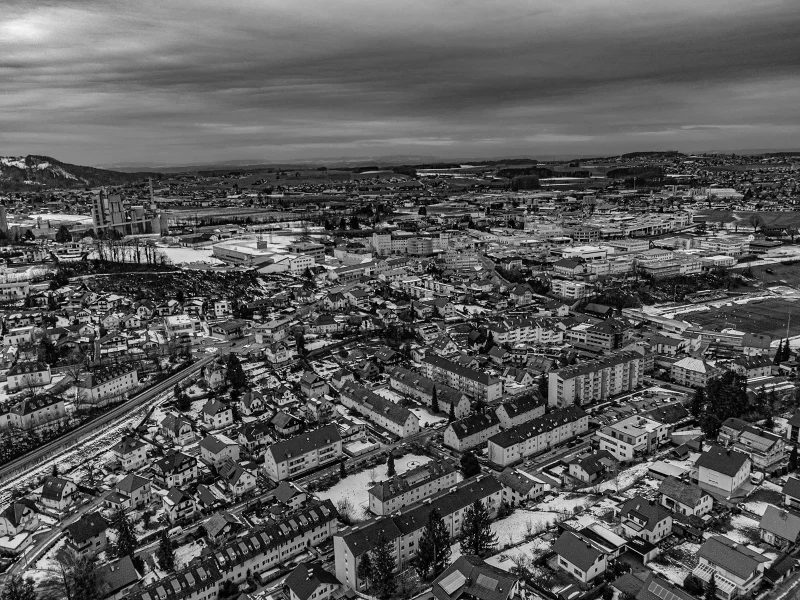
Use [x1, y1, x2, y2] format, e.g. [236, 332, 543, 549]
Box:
[748, 214, 762, 233]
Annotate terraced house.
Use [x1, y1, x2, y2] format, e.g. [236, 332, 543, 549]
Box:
[389, 366, 471, 419]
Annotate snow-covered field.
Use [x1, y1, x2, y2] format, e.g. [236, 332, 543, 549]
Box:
[593, 462, 653, 493]
[492, 510, 561, 548]
[486, 537, 553, 571]
[410, 407, 447, 428]
[315, 454, 431, 520]
[175, 539, 207, 569]
[159, 246, 223, 265]
[373, 387, 405, 404]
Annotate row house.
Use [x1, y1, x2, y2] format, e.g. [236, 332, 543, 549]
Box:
[339, 383, 420, 438]
[443, 412, 502, 452]
[487, 406, 589, 467]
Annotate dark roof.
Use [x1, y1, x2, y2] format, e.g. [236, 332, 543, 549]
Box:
[618, 496, 671, 532]
[432, 555, 519, 600]
[284, 562, 340, 600]
[636, 573, 696, 600]
[495, 468, 543, 495]
[658, 476, 708, 508]
[488, 406, 586, 449]
[695, 446, 750, 477]
[111, 435, 146, 456]
[41, 476, 73, 501]
[496, 392, 545, 419]
[267, 424, 341, 463]
[759, 505, 800, 542]
[154, 450, 196, 474]
[97, 556, 139, 596]
[66, 512, 108, 544]
[369, 458, 457, 502]
[552, 530, 603, 572]
[698, 535, 769, 580]
[1, 499, 38, 527]
[447, 412, 501, 440]
[783, 477, 800, 500]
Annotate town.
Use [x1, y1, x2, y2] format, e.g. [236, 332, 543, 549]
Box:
[0, 150, 799, 600]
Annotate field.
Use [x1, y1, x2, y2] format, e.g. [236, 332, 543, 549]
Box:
[747, 261, 800, 288]
[686, 297, 800, 338]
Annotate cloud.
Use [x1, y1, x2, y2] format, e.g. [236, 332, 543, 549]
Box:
[1, 0, 799, 165]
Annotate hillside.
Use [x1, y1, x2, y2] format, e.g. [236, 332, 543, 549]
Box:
[0, 155, 157, 191]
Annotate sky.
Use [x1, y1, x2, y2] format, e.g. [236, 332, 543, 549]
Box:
[1, 0, 800, 167]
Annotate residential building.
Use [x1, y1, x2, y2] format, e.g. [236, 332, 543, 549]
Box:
[285, 562, 341, 600]
[152, 450, 198, 488]
[264, 424, 342, 481]
[671, 357, 721, 388]
[693, 535, 768, 599]
[759, 505, 800, 550]
[548, 351, 644, 407]
[78, 365, 139, 404]
[719, 418, 785, 475]
[368, 458, 460, 516]
[422, 355, 504, 402]
[496, 468, 546, 506]
[566, 451, 618, 485]
[617, 496, 673, 543]
[65, 512, 108, 556]
[695, 447, 752, 495]
[7, 361, 52, 392]
[494, 393, 546, 428]
[597, 415, 670, 462]
[658, 476, 713, 517]
[110, 436, 148, 472]
[432, 556, 522, 600]
[443, 412, 502, 452]
[552, 530, 609, 583]
[339, 383, 420, 438]
[389, 366, 471, 419]
[162, 487, 196, 524]
[199, 434, 240, 467]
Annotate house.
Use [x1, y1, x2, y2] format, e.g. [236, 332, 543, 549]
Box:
[264, 424, 342, 481]
[152, 450, 198, 488]
[201, 400, 234, 429]
[199, 434, 240, 467]
[7, 361, 52, 391]
[110, 436, 148, 472]
[693, 535, 769, 599]
[285, 562, 341, 600]
[617, 496, 673, 543]
[238, 422, 273, 454]
[273, 481, 308, 510]
[742, 333, 772, 356]
[78, 365, 139, 404]
[106, 474, 152, 511]
[432, 555, 522, 600]
[785, 410, 800, 444]
[658, 476, 713, 517]
[389, 366, 471, 419]
[160, 414, 195, 446]
[162, 487, 196, 524]
[496, 468, 546, 506]
[759, 505, 800, 549]
[597, 415, 669, 462]
[718, 418, 785, 474]
[300, 372, 329, 398]
[782, 477, 800, 508]
[552, 530, 608, 583]
[39, 476, 78, 512]
[239, 389, 266, 416]
[96, 555, 140, 600]
[65, 512, 108, 555]
[219, 459, 257, 497]
[443, 412, 502, 452]
[272, 411, 303, 437]
[265, 342, 294, 367]
[567, 450, 617, 485]
[0, 499, 39, 537]
[695, 447, 751, 496]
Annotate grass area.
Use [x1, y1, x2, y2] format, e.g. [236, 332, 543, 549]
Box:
[748, 261, 800, 287]
[686, 298, 800, 338]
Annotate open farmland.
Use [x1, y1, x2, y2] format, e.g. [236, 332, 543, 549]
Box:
[686, 297, 800, 338]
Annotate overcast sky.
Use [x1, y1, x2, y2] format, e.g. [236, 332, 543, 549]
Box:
[2, 0, 799, 167]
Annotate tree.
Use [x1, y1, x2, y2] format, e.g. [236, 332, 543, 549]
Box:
[783, 339, 793, 361]
[110, 507, 138, 558]
[683, 575, 704, 596]
[691, 388, 705, 418]
[55, 225, 72, 244]
[157, 529, 176, 571]
[790, 444, 798, 472]
[356, 552, 373, 592]
[448, 402, 455, 423]
[431, 386, 439, 413]
[226, 354, 247, 389]
[339, 461, 346, 479]
[371, 531, 397, 599]
[46, 550, 98, 600]
[418, 206, 427, 216]
[414, 508, 451, 580]
[174, 383, 182, 401]
[460, 451, 481, 478]
[705, 574, 717, 600]
[0, 575, 37, 600]
[748, 215, 762, 233]
[775, 340, 784, 365]
[538, 375, 548, 399]
[701, 412, 722, 439]
[387, 452, 396, 477]
[459, 499, 498, 558]
[339, 217, 348, 230]
[349, 215, 360, 230]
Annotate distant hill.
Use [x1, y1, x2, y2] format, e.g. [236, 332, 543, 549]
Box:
[0, 155, 157, 191]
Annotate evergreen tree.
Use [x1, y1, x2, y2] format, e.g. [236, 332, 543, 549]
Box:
[538, 375, 548, 399]
[790, 444, 798, 472]
[459, 499, 498, 558]
[356, 552, 373, 592]
[174, 383, 181, 401]
[339, 217, 348, 230]
[783, 339, 793, 361]
[55, 224, 72, 244]
[448, 402, 455, 422]
[705, 574, 717, 600]
[775, 341, 784, 365]
[431, 386, 439, 413]
[387, 452, 396, 477]
[460, 451, 482, 478]
[226, 354, 247, 389]
[691, 388, 705, 418]
[339, 461, 346, 479]
[110, 507, 138, 558]
[414, 508, 451, 580]
[157, 530, 176, 571]
[371, 531, 396, 599]
[0, 575, 37, 600]
[349, 215, 360, 230]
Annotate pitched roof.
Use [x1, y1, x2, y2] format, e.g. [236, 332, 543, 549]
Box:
[432, 555, 519, 600]
[66, 512, 108, 544]
[618, 496, 672, 532]
[284, 562, 340, 600]
[340, 383, 418, 427]
[658, 476, 708, 508]
[488, 406, 587, 449]
[695, 446, 750, 477]
[782, 476, 800, 500]
[698, 535, 769, 580]
[447, 411, 501, 440]
[759, 505, 800, 542]
[97, 555, 139, 597]
[552, 530, 603, 572]
[266, 424, 341, 463]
